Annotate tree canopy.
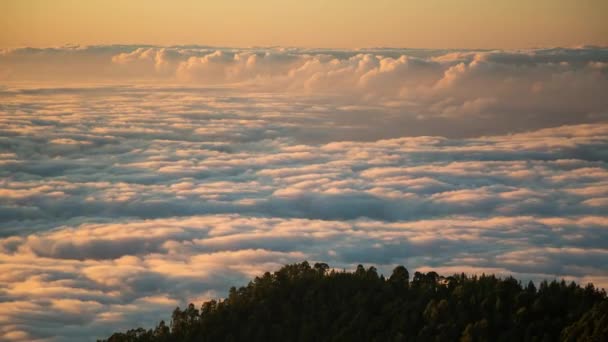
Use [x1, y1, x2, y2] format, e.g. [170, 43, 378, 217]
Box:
[102, 261, 607, 342]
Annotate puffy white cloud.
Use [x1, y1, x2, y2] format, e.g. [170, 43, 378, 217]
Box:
[1, 46, 607, 124]
[0, 46, 607, 340]
[1, 214, 607, 340]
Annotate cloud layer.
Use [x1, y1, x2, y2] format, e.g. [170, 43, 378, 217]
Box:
[1, 46, 607, 133]
[0, 46, 607, 341]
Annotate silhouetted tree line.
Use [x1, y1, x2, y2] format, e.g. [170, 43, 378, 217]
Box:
[102, 261, 607, 342]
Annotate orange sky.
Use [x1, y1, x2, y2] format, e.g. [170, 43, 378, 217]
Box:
[1, 0, 607, 48]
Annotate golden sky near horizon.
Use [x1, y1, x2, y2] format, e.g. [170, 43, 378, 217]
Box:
[1, 0, 607, 48]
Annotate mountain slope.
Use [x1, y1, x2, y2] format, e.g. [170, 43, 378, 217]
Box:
[102, 261, 607, 342]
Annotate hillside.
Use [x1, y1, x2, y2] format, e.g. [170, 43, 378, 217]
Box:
[102, 262, 607, 341]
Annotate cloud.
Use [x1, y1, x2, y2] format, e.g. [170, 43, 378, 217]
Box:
[0, 46, 606, 340]
[1, 102, 607, 340]
[1, 214, 607, 340]
[1, 46, 607, 126]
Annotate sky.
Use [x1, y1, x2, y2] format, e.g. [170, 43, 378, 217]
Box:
[0, 1, 608, 342]
[1, 0, 607, 49]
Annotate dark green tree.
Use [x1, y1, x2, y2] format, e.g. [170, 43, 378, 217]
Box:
[101, 261, 607, 342]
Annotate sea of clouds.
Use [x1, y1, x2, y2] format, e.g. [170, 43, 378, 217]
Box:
[0, 45, 607, 341]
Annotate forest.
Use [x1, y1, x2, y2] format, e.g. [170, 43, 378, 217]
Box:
[102, 261, 608, 341]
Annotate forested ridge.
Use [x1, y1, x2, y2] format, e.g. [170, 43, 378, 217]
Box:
[102, 261, 608, 342]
